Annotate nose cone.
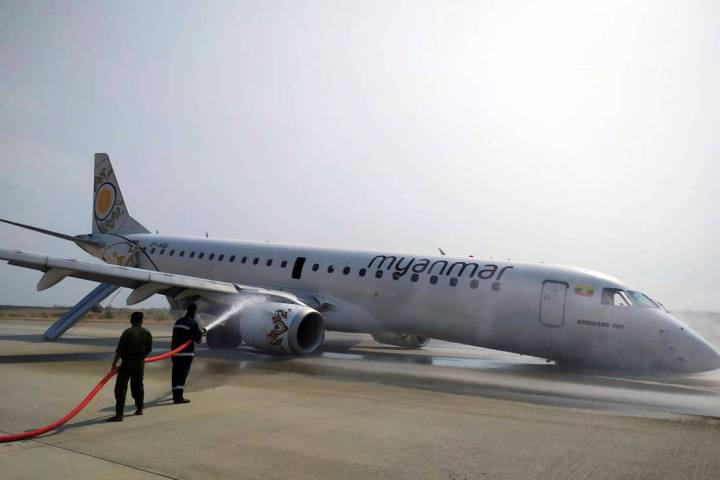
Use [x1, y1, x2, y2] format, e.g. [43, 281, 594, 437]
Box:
[660, 316, 720, 373]
[681, 331, 720, 373]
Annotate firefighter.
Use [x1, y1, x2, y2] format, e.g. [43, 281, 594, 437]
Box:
[107, 312, 153, 422]
[171, 303, 204, 403]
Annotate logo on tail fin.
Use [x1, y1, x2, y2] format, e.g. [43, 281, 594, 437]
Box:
[94, 183, 117, 221]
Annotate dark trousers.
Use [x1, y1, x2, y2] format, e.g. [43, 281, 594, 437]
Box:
[171, 356, 193, 400]
[114, 363, 144, 416]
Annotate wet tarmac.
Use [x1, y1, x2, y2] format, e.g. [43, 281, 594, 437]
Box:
[1, 317, 720, 479]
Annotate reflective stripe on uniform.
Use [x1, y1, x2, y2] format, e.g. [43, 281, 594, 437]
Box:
[172, 386, 184, 390]
[174, 324, 191, 330]
[174, 352, 194, 356]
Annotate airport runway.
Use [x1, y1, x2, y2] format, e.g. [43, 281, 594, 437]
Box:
[1, 318, 720, 480]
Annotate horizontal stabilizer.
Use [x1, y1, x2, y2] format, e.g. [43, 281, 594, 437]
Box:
[0, 218, 98, 247]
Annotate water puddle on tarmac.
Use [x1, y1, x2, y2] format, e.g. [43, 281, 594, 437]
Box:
[321, 350, 546, 370]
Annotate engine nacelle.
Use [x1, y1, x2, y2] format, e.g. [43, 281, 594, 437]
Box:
[371, 332, 430, 349]
[206, 324, 242, 350]
[238, 303, 325, 354]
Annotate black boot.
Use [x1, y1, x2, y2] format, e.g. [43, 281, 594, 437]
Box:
[107, 406, 124, 422]
[173, 390, 190, 404]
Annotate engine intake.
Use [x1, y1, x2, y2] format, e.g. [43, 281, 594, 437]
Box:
[239, 302, 325, 354]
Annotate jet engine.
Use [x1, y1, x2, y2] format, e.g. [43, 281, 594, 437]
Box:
[206, 324, 242, 350]
[371, 332, 430, 349]
[207, 302, 325, 355]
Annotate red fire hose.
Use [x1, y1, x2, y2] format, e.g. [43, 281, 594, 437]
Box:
[0, 339, 193, 443]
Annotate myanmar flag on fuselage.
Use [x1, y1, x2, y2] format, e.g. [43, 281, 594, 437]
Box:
[575, 284, 594, 297]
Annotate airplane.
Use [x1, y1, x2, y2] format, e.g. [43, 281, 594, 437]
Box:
[1, 153, 718, 373]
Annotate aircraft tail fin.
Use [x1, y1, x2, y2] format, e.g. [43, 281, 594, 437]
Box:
[93, 153, 149, 236]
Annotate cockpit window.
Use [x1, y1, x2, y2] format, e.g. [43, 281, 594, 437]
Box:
[602, 288, 662, 309]
[601, 288, 631, 307]
[626, 290, 660, 308]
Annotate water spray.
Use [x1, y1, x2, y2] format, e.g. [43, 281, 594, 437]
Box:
[205, 295, 267, 331]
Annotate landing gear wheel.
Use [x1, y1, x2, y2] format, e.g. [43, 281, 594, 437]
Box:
[206, 325, 242, 350]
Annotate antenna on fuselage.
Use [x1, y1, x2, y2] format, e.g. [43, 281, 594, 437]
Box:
[438, 248, 446, 256]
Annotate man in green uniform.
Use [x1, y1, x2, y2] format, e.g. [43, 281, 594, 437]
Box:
[106, 312, 153, 422]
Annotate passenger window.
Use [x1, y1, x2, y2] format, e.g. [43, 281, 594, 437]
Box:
[328, 266, 335, 273]
[169, 250, 175, 256]
[430, 275, 438, 285]
[198, 252, 205, 259]
[229, 255, 235, 262]
[312, 264, 319, 271]
[470, 279, 479, 289]
[253, 258, 259, 265]
[209, 253, 215, 260]
[218, 254, 224, 261]
[343, 267, 350, 275]
[190, 251, 195, 258]
[411, 273, 419, 282]
[179, 251, 185, 257]
[450, 278, 458, 287]
[602, 288, 631, 307]
[359, 268, 367, 277]
[375, 270, 383, 278]
[150, 248, 156, 254]
[241, 256, 247, 264]
[266, 259, 273, 266]
[281, 260, 288, 268]
[392, 272, 401, 280]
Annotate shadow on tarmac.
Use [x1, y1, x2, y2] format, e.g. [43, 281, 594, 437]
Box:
[43, 393, 180, 438]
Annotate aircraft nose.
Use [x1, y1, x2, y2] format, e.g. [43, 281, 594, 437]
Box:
[654, 313, 720, 373]
[686, 334, 720, 373]
[668, 325, 720, 373]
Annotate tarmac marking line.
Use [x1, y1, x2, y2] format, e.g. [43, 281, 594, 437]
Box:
[31, 438, 179, 479]
[1, 427, 178, 478]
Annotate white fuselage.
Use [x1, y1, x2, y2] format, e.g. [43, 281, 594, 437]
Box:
[99, 234, 719, 373]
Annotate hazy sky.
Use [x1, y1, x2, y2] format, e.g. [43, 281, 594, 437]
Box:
[0, 0, 718, 311]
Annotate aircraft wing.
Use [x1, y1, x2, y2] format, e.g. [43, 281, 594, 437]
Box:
[0, 248, 304, 306]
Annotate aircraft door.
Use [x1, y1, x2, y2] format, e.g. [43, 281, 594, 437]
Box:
[539, 281, 568, 327]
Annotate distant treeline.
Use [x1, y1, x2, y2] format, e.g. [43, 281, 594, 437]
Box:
[0, 305, 174, 321]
